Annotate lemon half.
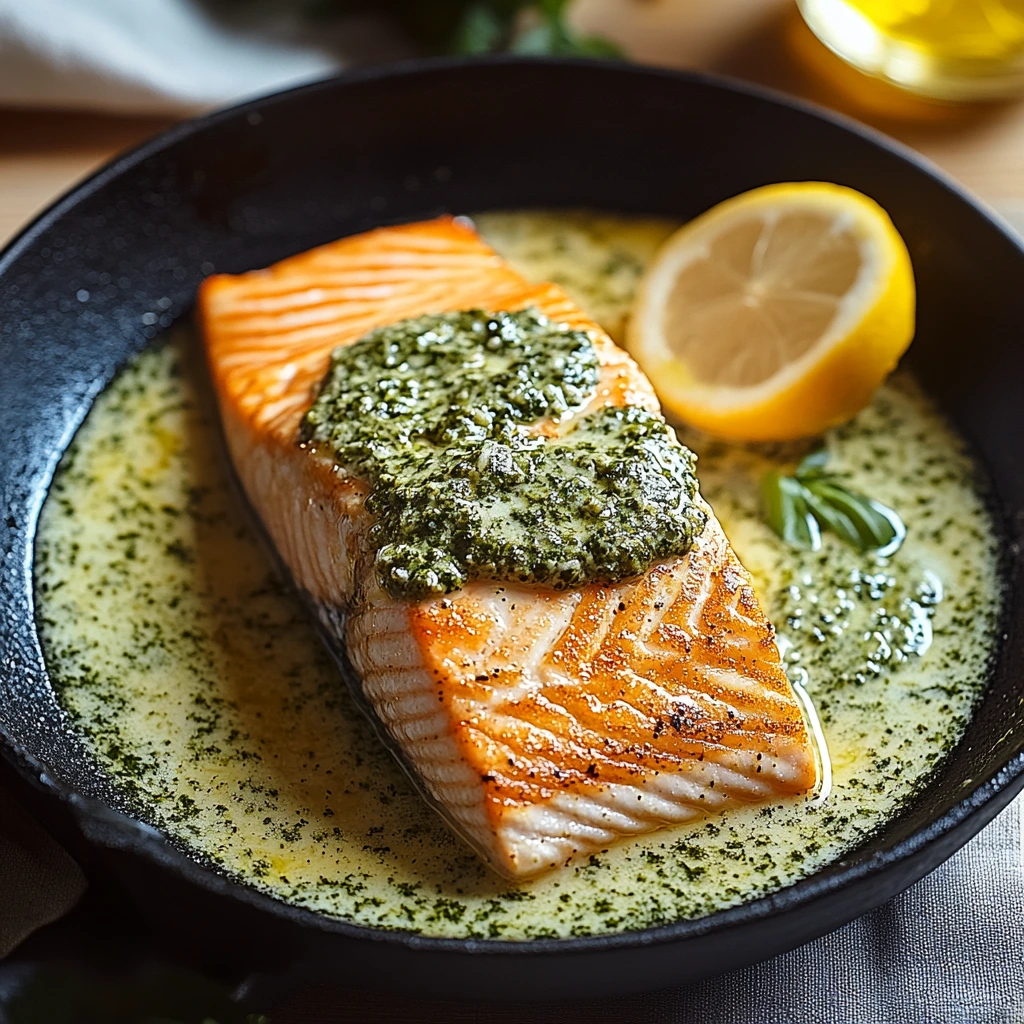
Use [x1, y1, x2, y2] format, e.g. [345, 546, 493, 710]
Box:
[627, 182, 915, 441]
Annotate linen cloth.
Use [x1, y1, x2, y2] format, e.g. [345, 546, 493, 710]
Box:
[0, 786, 84, 960]
[0, 0, 408, 115]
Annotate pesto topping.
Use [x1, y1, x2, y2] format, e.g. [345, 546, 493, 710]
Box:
[302, 308, 707, 598]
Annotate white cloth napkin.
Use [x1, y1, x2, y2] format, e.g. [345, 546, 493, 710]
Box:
[0, 0, 406, 115]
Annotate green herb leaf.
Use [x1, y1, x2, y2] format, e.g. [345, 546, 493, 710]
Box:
[804, 480, 903, 553]
[564, 32, 623, 57]
[344, 0, 623, 57]
[796, 448, 830, 479]
[865, 498, 908, 556]
[801, 486, 863, 549]
[761, 450, 905, 556]
[537, 0, 569, 16]
[761, 471, 822, 551]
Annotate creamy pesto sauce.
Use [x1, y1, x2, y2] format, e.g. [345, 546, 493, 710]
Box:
[302, 307, 704, 598]
[35, 212, 1002, 940]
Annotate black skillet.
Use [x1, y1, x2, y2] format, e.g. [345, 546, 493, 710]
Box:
[1, 58, 1022, 1001]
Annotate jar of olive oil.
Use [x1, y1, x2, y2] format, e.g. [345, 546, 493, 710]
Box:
[797, 0, 1024, 100]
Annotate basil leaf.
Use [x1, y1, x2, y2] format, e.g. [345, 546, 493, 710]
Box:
[804, 480, 904, 554]
[340, 0, 620, 56]
[760, 470, 789, 539]
[762, 460, 905, 556]
[567, 33, 624, 58]
[802, 488, 863, 549]
[796, 448, 830, 480]
[761, 471, 822, 551]
[866, 497, 907, 557]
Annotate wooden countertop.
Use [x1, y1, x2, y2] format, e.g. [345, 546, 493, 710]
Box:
[2, 0, 1023, 248]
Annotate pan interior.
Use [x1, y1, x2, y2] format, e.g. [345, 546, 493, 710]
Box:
[32, 209, 1004, 941]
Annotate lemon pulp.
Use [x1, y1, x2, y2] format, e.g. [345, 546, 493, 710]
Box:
[628, 183, 915, 441]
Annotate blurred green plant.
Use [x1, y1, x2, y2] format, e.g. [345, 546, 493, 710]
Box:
[315, 0, 622, 56]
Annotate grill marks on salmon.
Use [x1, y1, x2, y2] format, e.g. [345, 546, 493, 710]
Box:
[200, 216, 819, 879]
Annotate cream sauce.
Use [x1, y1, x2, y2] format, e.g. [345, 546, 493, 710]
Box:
[35, 212, 1003, 940]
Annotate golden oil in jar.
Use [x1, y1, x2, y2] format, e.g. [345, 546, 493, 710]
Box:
[797, 0, 1024, 100]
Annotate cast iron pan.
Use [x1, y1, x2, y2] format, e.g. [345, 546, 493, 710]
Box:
[1, 58, 1022, 1001]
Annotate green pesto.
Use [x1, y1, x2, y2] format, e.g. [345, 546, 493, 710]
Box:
[302, 307, 707, 598]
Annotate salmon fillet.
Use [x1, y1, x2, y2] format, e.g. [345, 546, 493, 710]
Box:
[199, 216, 819, 879]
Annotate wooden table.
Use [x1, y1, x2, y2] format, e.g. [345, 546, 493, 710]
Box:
[2, 0, 1024, 250]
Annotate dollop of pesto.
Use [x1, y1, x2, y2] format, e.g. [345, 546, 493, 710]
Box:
[301, 308, 707, 599]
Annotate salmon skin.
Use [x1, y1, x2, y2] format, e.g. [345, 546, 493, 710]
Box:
[199, 216, 819, 880]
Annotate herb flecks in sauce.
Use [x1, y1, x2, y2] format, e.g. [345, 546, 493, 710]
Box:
[302, 307, 706, 598]
[777, 563, 942, 689]
[37, 212, 1002, 941]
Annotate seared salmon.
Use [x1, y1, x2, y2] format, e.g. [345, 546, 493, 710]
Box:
[199, 216, 819, 879]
